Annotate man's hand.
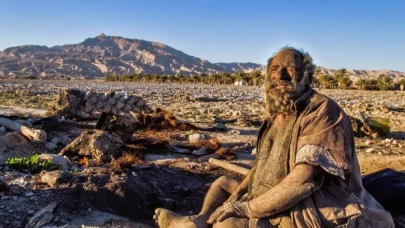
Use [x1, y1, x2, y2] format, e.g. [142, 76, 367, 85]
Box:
[225, 192, 242, 203]
[207, 201, 250, 224]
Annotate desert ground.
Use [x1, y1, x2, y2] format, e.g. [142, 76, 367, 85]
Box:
[0, 79, 404, 227]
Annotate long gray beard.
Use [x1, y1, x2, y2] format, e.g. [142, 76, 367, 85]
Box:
[263, 81, 307, 120]
[264, 90, 295, 120]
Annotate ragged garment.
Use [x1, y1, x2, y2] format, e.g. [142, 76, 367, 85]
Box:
[247, 88, 394, 228]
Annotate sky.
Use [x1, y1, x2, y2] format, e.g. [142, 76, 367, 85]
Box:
[0, 0, 404, 71]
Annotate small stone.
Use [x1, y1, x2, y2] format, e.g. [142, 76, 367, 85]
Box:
[37, 154, 71, 170]
[1, 196, 10, 200]
[61, 136, 72, 146]
[25, 192, 34, 197]
[41, 170, 72, 187]
[392, 140, 398, 145]
[365, 140, 372, 146]
[0, 126, 6, 135]
[0, 176, 9, 192]
[366, 148, 375, 153]
[116, 101, 125, 110]
[189, 133, 204, 144]
[192, 147, 208, 156]
[51, 138, 61, 145]
[251, 148, 257, 156]
[27, 210, 35, 214]
[45, 142, 58, 152]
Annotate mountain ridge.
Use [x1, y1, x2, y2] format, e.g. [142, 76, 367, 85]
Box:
[0, 34, 404, 81]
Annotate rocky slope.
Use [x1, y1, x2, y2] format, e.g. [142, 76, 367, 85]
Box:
[0, 33, 404, 80]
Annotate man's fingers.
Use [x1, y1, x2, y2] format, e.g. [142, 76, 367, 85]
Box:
[217, 211, 232, 223]
[207, 210, 223, 224]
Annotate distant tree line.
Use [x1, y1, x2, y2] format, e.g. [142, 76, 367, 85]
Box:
[313, 68, 405, 91]
[103, 70, 264, 86]
[103, 68, 405, 91]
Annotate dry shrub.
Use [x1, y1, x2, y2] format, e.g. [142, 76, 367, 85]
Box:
[131, 108, 198, 131]
[215, 147, 236, 161]
[188, 137, 221, 153]
[79, 157, 89, 166]
[113, 153, 145, 170]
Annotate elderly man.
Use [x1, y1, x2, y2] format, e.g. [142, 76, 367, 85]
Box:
[153, 47, 395, 227]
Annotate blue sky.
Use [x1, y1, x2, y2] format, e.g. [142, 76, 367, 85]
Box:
[1, 0, 404, 71]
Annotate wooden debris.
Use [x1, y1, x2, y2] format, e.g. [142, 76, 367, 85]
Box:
[0, 116, 47, 141]
[208, 158, 249, 176]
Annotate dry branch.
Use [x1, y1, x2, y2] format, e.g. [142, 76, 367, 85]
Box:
[208, 158, 249, 176]
[0, 117, 47, 141]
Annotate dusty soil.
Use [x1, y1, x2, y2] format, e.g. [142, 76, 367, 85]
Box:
[0, 80, 404, 227]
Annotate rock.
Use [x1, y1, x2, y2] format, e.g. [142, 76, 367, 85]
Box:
[251, 148, 257, 156]
[61, 136, 72, 146]
[365, 140, 372, 146]
[51, 138, 61, 145]
[189, 133, 204, 144]
[41, 170, 72, 187]
[0, 126, 6, 135]
[25, 192, 34, 197]
[192, 147, 208, 156]
[37, 154, 71, 170]
[15, 119, 31, 127]
[366, 148, 375, 153]
[59, 130, 125, 163]
[45, 142, 58, 152]
[0, 176, 9, 192]
[25, 202, 57, 228]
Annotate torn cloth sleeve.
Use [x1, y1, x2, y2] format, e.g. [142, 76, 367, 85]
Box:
[295, 145, 346, 179]
[295, 100, 354, 178]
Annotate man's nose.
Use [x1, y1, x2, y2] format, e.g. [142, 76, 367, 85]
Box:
[272, 68, 291, 81]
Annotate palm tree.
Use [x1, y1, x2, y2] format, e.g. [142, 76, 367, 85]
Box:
[355, 79, 368, 90]
[219, 72, 231, 84]
[399, 78, 405, 91]
[337, 75, 353, 89]
[249, 70, 262, 86]
[314, 67, 323, 79]
[334, 68, 350, 81]
[377, 75, 394, 90]
[317, 74, 336, 89]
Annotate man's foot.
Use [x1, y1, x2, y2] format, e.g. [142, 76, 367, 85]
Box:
[153, 208, 207, 228]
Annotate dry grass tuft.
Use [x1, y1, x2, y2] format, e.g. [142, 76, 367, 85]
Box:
[188, 137, 221, 153]
[215, 147, 236, 161]
[113, 153, 145, 170]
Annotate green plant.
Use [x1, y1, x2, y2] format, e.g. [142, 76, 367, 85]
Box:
[5, 154, 55, 174]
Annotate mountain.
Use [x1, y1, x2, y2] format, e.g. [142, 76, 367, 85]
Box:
[317, 67, 405, 82]
[0, 33, 404, 81]
[0, 33, 263, 79]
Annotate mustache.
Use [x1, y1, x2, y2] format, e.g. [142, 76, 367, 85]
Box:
[269, 80, 293, 89]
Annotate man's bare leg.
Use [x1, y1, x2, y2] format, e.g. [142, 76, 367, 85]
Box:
[154, 176, 241, 228]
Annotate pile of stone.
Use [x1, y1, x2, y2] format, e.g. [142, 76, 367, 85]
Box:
[48, 89, 151, 119]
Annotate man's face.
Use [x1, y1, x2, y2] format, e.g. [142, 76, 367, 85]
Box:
[267, 49, 304, 97]
[264, 49, 306, 117]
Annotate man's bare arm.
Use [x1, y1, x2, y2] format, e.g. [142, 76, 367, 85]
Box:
[207, 163, 325, 223]
[246, 163, 325, 218]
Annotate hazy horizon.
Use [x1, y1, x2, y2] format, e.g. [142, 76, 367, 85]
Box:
[1, 0, 404, 71]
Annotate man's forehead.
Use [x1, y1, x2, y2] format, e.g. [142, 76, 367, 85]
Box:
[270, 49, 303, 67]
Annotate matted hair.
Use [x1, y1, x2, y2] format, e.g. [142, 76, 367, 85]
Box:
[265, 46, 316, 87]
